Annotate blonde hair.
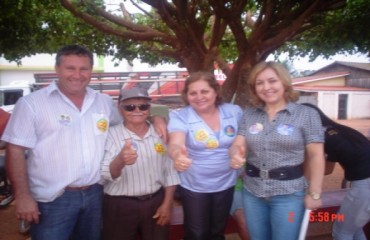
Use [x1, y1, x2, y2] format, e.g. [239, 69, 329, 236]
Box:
[247, 61, 299, 106]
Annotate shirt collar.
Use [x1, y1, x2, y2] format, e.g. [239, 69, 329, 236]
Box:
[122, 123, 155, 141]
[187, 104, 230, 123]
[256, 102, 297, 115]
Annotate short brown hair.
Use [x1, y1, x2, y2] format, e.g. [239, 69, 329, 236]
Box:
[55, 45, 94, 67]
[181, 71, 223, 106]
[247, 61, 299, 106]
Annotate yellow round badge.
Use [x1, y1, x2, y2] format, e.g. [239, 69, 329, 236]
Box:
[206, 139, 219, 149]
[154, 143, 166, 155]
[194, 129, 209, 142]
[97, 119, 108, 132]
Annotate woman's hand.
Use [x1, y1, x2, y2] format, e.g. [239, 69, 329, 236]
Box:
[229, 146, 246, 169]
[304, 194, 322, 210]
[173, 145, 192, 172]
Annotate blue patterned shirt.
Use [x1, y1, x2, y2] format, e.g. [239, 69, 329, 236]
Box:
[238, 102, 324, 197]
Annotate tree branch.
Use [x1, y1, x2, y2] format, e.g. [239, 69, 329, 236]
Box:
[60, 0, 176, 46]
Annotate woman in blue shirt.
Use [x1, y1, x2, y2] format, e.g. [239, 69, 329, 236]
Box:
[168, 71, 243, 240]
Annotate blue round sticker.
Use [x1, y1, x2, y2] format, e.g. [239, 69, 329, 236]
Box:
[224, 125, 236, 137]
[277, 124, 294, 135]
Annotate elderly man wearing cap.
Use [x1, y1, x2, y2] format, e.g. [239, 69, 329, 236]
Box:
[101, 87, 180, 240]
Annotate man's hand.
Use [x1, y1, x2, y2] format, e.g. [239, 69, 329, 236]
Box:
[119, 140, 137, 165]
[15, 194, 40, 224]
[152, 203, 172, 226]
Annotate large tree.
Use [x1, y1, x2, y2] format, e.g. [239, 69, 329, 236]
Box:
[1, 0, 369, 104]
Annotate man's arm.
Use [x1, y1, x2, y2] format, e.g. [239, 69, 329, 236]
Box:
[6, 143, 40, 223]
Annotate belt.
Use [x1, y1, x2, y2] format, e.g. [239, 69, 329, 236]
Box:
[245, 162, 303, 180]
[65, 184, 94, 191]
[121, 188, 163, 201]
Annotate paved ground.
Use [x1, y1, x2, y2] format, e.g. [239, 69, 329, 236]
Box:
[1, 119, 369, 240]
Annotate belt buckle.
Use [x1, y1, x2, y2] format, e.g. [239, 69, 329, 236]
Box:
[259, 169, 269, 179]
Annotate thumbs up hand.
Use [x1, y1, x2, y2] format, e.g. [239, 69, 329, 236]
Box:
[230, 146, 246, 169]
[174, 145, 192, 172]
[120, 139, 138, 165]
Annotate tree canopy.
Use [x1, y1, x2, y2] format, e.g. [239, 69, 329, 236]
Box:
[1, 0, 369, 104]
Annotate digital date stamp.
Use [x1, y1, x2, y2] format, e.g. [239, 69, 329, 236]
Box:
[309, 211, 344, 222]
[288, 211, 344, 223]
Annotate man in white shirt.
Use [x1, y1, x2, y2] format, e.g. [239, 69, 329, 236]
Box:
[101, 87, 179, 240]
[2, 45, 122, 240]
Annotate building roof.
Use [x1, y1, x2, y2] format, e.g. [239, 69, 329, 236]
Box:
[293, 71, 350, 85]
[294, 85, 370, 92]
[310, 61, 370, 75]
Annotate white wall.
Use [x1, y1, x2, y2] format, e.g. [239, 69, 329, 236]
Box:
[349, 93, 370, 119]
[319, 92, 338, 119]
[0, 70, 53, 85]
[319, 91, 370, 119]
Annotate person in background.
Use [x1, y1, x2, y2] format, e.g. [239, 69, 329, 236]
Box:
[167, 71, 243, 240]
[101, 87, 180, 240]
[303, 103, 370, 240]
[230, 61, 325, 240]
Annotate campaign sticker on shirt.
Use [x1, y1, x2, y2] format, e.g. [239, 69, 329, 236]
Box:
[224, 125, 236, 137]
[154, 142, 166, 155]
[97, 118, 108, 132]
[249, 123, 264, 134]
[206, 138, 219, 149]
[194, 129, 209, 142]
[93, 113, 109, 135]
[59, 114, 72, 126]
[276, 124, 294, 136]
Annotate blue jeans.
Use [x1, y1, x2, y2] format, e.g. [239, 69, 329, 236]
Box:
[31, 184, 103, 240]
[332, 178, 370, 240]
[242, 188, 305, 240]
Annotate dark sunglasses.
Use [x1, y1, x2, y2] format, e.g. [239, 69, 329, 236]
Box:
[120, 103, 151, 112]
